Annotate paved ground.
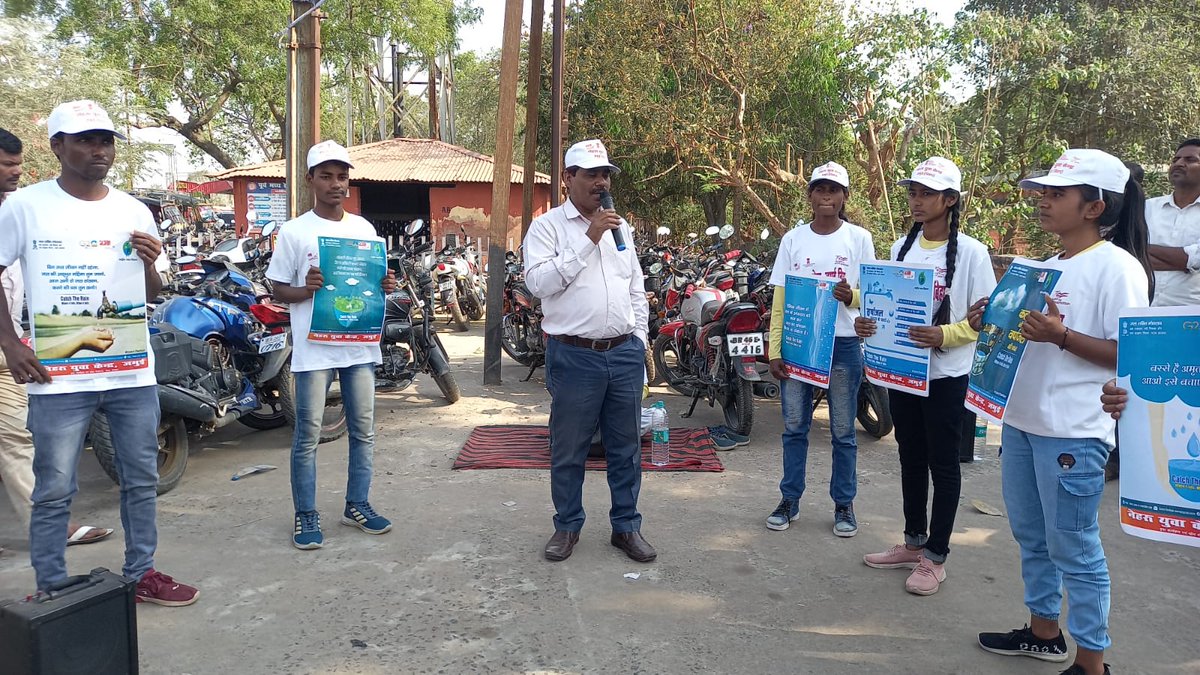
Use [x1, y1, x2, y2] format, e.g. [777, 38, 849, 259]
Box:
[1, 322, 1198, 674]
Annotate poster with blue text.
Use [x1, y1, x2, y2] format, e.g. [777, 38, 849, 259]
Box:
[861, 261, 936, 396]
[781, 274, 838, 387]
[1116, 306, 1200, 548]
[964, 258, 1061, 424]
[308, 236, 386, 344]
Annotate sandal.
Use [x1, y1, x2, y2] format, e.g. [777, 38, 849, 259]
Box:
[67, 525, 114, 546]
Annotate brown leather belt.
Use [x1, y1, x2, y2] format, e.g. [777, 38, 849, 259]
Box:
[550, 333, 631, 352]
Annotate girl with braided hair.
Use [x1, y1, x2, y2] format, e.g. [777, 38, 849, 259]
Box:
[856, 157, 997, 595]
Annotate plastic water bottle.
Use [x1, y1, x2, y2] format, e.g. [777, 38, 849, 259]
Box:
[973, 417, 988, 457]
[651, 401, 670, 466]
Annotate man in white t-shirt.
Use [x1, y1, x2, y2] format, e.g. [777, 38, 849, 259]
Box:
[1147, 138, 1200, 307]
[0, 102, 197, 604]
[266, 141, 397, 550]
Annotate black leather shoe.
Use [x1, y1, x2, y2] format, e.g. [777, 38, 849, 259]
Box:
[544, 530, 580, 561]
[611, 531, 657, 562]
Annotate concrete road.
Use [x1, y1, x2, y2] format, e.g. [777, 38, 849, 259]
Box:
[1, 323, 1198, 674]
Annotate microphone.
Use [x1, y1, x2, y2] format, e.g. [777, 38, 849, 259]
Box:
[599, 190, 626, 251]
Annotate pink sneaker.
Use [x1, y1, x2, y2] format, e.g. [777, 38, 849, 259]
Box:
[863, 543, 922, 570]
[905, 557, 946, 596]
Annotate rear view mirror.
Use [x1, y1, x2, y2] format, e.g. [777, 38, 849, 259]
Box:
[405, 219, 425, 236]
[718, 224, 735, 240]
[687, 232, 698, 240]
[649, 262, 663, 274]
[704, 225, 720, 237]
[261, 221, 278, 237]
[159, 219, 173, 233]
[176, 255, 196, 264]
[181, 245, 198, 255]
[760, 228, 770, 240]
[246, 210, 258, 223]
[656, 226, 670, 236]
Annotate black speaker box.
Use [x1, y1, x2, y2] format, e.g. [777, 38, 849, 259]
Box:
[0, 567, 138, 674]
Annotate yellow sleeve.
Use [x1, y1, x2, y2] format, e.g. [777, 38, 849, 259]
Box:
[940, 319, 979, 348]
[769, 286, 785, 361]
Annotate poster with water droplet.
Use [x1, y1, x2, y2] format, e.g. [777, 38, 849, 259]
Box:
[1116, 306, 1200, 548]
[859, 260, 936, 396]
[307, 236, 386, 344]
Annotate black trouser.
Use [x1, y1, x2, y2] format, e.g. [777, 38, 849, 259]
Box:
[889, 374, 969, 562]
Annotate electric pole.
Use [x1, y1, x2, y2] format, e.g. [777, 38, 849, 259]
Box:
[286, 1, 322, 219]
[520, 0, 545, 237]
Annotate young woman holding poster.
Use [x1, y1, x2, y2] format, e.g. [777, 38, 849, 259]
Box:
[854, 157, 997, 595]
[972, 150, 1153, 675]
[765, 161, 875, 537]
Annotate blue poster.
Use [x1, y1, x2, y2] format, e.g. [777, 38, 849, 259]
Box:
[965, 258, 1061, 423]
[308, 236, 387, 344]
[781, 274, 838, 387]
[1116, 306, 1200, 548]
[861, 261, 936, 396]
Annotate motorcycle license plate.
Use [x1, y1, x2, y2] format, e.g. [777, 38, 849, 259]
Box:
[258, 333, 288, 354]
[726, 333, 764, 357]
[439, 280, 455, 291]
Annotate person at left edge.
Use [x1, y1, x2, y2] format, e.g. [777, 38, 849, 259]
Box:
[523, 139, 655, 563]
[0, 100, 198, 605]
[266, 140, 398, 550]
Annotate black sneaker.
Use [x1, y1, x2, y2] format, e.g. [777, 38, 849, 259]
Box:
[1060, 665, 1111, 675]
[765, 499, 799, 531]
[978, 624, 1069, 662]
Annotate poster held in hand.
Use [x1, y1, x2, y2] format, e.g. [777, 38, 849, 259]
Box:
[1116, 305, 1200, 548]
[964, 258, 1061, 423]
[308, 236, 387, 344]
[860, 260, 935, 396]
[780, 274, 838, 387]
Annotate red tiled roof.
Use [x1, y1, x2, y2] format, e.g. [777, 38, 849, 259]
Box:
[210, 138, 551, 185]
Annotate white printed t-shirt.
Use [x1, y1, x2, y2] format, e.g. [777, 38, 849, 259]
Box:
[0, 180, 159, 395]
[889, 232, 998, 379]
[1004, 241, 1150, 446]
[266, 210, 382, 372]
[769, 220, 876, 337]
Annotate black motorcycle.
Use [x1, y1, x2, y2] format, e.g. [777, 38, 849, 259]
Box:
[499, 252, 546, 380]
[375, 221, 460, 403]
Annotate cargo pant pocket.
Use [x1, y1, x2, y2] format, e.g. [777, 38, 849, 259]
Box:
[1055, 471, 1104, 532]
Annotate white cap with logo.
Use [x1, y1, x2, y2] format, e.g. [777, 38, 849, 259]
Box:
[47, 100, 126, 140]
[809, 161, 850, 189]
[899, 156, 962, 193]
[306, 140, 355, 170]
[564, 139, 620, 173]
[1019, 149, 1129, 195]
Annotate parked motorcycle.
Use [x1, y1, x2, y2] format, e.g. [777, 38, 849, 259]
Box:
[435, 227, 486, 323]
[376, 220, 461, 403]
[499, 251, 546, 380]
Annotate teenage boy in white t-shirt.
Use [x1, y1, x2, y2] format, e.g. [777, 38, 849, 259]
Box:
[0, 101, 198, 605]
[266, 141, 397, 550]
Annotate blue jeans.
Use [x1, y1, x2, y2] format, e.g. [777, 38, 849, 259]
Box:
[545, 336, 644, 533]
[28, 386, 160, 590]
[1000, 425, 1110, 652]
[778, 336, 862, 506]
[291, 364, 377, 513]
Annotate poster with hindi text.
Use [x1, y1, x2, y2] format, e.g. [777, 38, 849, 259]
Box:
[860, 260, 935, 396]
[780, 274, 838, 387]
[308, 236, 386, 344]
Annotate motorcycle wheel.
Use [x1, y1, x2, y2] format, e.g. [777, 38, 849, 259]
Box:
[277, 359, 349, 443]
[500, 313, 534, 366]
[463, 290, 484, 321]
[643, 347, 658, 385]
[722, 377, 755, 437]
[92, 414, 189, 495]
[450, 301, 469, 332]
[857, 381, 894, 439]
[427, 335, 461, 404]
[237, 386, 288, 430]
[652, 333, 697, 398]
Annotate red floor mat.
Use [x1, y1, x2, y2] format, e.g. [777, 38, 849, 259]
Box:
[453, 425, 724, 472]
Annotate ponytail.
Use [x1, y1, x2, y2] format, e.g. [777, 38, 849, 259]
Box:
[1083, 178, 1155, 302]
[897, 189, 961, 326]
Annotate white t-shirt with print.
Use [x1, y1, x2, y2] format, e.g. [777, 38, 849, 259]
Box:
[266, 210, 383, 373]
[1004, 241, 1150, 446]
[769, 220, 876, 337]
[889, 232, 998, 380]
[0, 180, 159, 395]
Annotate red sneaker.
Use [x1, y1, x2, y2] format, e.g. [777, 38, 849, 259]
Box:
[135, 569, 199, 607]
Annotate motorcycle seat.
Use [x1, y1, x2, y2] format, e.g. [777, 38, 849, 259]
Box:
[700, 298, 724, 325]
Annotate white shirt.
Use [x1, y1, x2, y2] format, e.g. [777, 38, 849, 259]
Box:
[1, 261, 22, 337]
[0, 180, 158, 395]
[1146, 193, 1200, 307]
[769, 220, 876, 337]
[266, 210, 382, 372]
[1004, 242, 1150, 445]
[890, 232, 998, 379]
[522, 199, 649, 345]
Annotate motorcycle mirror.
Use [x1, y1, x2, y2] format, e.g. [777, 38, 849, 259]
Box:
[181, 245, 198, 255]
[405, 219, 425, 236]
[687, 232, 698, 239]
[158, 219, 173, 232]
[760, 228, 770, 240]
[246, 210, 258, 223]
[261, 221, 278, 237]
[176, 255, 196, 264]
[656, 226, 671, 236]
[704, 225, 720, 237]
[718, 224, 735, 240]
[649, 262, 663, 274]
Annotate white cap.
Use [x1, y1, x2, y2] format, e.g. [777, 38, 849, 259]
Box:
[809, 161, 850, 189]
[306, 140, 354, 170]
[1019, 149, 1129, 194]
[564, 139, 620, 173]
[899, 156, 961, 193]
[47, 100, 125, 140]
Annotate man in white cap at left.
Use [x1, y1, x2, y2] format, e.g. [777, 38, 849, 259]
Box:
[0, 100, 199, 604]
[266, 140, 397, 550]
